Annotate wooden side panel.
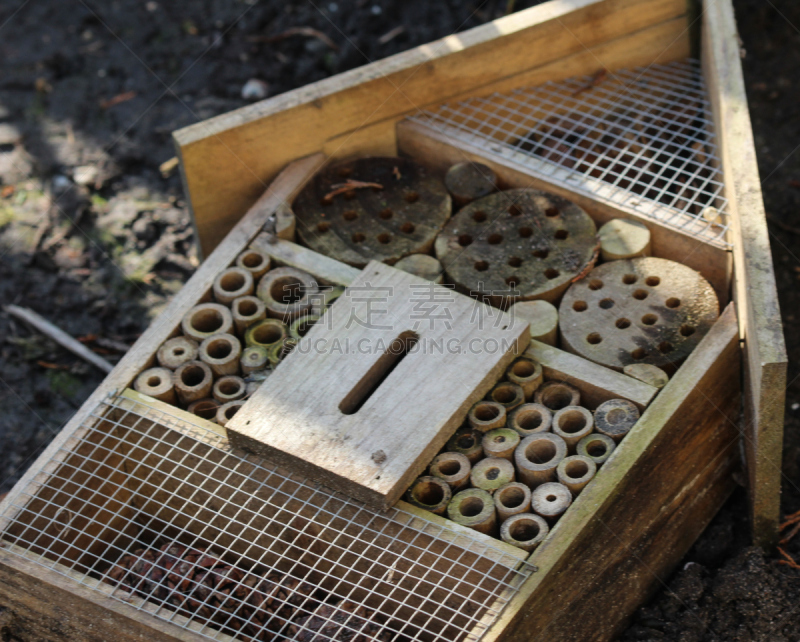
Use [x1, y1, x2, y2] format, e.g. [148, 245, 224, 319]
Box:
[485, 304, 741, 642]
[173, 0, 689, 256]
[702, 0, 787, 547]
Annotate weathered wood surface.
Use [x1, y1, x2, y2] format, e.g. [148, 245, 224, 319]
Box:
[227, 261, 530, 509]
[702, 0, 787, 549]
[485, 303, 741, 642]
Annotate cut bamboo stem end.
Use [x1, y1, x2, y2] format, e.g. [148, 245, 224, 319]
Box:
[552, 406, 594, 452]
[444, 161, 497, 206]
[597, 218, 651, 261]
[240, 345, 269, 375]
[173, 360, 214, 405]
[594, 398, 641, 443]
[235, 248, 271, 280]
[509, 403, 552, 437]
[446, 428, 484, 464]
[187, 398, 220, 422]
[429, 452, 471, 491]
[482, 428, 521, 461]
[289, 314, 321, 341]
[494, 482, 532, 523]
[182, 303, 234, 342]
[468, 401, 506, 433]
[231, 296, 267, 336]
[212, 376, 247, 404]
[157, 336, 199, 370]
[199, 333, 242, 376]
[470, 457, 516, 493]
[405, 476, 452, 516]
[393, 254, 445, 284]
[489, 382, 525, 411]
[447, 489, 497, 536]
[534, 381, 581, 412]
[500, 513, 549, 552]
[213, 267, 254, 305]
[515, 433, 567, 488]
[217, 400, 245, 428]
[256, 266, 319, 322]
[623, 363, 669, 389]
[509, 300, 559, 346]
[268, 338, 297, 368]
[133, 367, 176, 404]
[576, 433, 616, 467]
[557, 455, 597, 496]
[311, 286, 345, 316]
[506, 358, 544, 400]
[531, 482, 572, 523]
[244, 318, 288, 350]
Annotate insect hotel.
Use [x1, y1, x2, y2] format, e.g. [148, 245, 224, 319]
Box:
[0, 0, 786, 640]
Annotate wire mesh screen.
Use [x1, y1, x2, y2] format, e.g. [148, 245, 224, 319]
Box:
[410, 59, 730, 247]
[0, 392, 533, 642]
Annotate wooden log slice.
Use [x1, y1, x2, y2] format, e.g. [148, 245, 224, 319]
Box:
[293, 156, 451, 267]
[559, 257, 719, 372]
[444, 161, 498, 206]
[435, 189, 597, 307]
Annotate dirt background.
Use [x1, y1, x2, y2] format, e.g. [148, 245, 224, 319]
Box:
[1, 0, 799, 640]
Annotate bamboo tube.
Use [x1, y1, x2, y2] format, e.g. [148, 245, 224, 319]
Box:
[244, 318, 288, 350]
[240, 345, 269, 375]
[446, 428, 484, 463]
[157, 336, 198, 370]
[212, 376, 247, 404]
[594, 399, 641, 443]
[428, 452, 471, 491]
[509, 403, 552, 437]
[515, 433, 567, 488]
[494, 482, 532, 523]
[467, 401, 506, 433]
[257, 266, 318, 322]
[576, 433, 616, 466]
[447, 489, 497, 536]
[470, 458, 515, 493]
[311, 286, 345, 316]
[213, 267, 254, 305]
[231, 296, 267, 336]
[133, 367, 176, 404]
[500, 513, 548, 551]
[216, 400, 246, 428]
[482, 428, 521, 461]
[187, 398, 219, 422]
[557, 455, 597, 496]
[531, 482, 572, 523]
[289, 314, 321, 341]
[405, 476, 452, 516]
[235, 248, 271, 280]
[173, 361, 213, 405]
[505, 358, 544, 400]
[199, 333, 242, 377]
[268, 338, 297, 368]
[182, 303, 234, 342]
[551, 406, 594, 452]
[534, 381, 580, 411]
[489, 382, 525, 411]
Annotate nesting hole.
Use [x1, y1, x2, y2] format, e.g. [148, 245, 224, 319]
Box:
[512, 361, 535, 378]
[631, 348, 647, 360]
[377, 233, 392, 244]
[493, 435, 506, 444]
[587, 440, 607, 457]
[545, 206, 559, 217]
[546, 495, 558, 502]
[622, 274, 637, 285]
[404, 191, 419, 203]
[220, 271, 245, 293]
[352, 232, 366, 243]
[458, 234, 473, 247]
[241, 252, 265, 269]
[544, 268, 559, 280]
[599, 298, 614, 309]
[225, 405, 241, 420]
[191, 309, 223, 334]
[541, 387, 573, 410]
[147, 375, 161, 388]
[646, 276, 661, 287]
[181, 365, 206, 387]
[459, 497, 486, 518]
[271, 277, 304, 304]
[554, 229, 569, 240]
[485, 467, 501, 481]
[508, 204, 522, 216]
[343, 210, 358, 221]
[516, 409, 543, 431]
[457, 435, 476, 449]
[558, 410, 587, 434]
[532, 249, 549, 259]
[472, 211, 487, 222]
[379, 208, 393, 220]
[641, 314, 658, 325]
[573, 300, 588, 312]
[192, 401, 217, 420]
[616, 318, 631, 329]
[488, 233, 503, 245]
[474, 403, 500, 422]
[658, 341, 674, 354]
[439, 460, 462, 476]
[207, 338, 233, 360]
[586, 333, 602, 345]
[492, 385, 518, 404]
[519, 227, 533, 238]
[219, 380, 243, 396]
[632, 289, 648, 300]
[588, 279, 603, 291]
[236, 299, 258, 317]
[565, 460, 589, 479]
[505, 276, 520, 287]
[605, 408, 627, 424]
[509, 519, 540, 542]
[508, 256, 523, 268]
[474, 260, 489, 272]
[173, 348, 185, 356]
[412, 481, 444, 506]
[400, 222, 415, 234]
[666, 297, 681, 308]
[498, 487, 526, 509]
[680, 324, 696, 337]
[253, 324, 283, 345]
[317, 221, 331, 233]
[294, 318, 317, 337]
[525, 439, 557, 464]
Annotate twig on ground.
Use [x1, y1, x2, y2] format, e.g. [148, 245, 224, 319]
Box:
[378, 26, 405, 45]
[100, 91, 137, 109]
[248, 27, 339, 52]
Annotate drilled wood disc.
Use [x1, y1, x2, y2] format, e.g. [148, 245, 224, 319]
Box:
[435, 189, 597, 306]
[559, 257, 719, 371]
[293, 156, 451, 267]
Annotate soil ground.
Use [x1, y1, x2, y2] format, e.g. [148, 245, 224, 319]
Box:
[1, 0, 799, 640]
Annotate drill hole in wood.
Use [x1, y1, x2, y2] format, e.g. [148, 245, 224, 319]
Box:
[506, 276, 520, 287]
[589, 279, 603, 290]
[658, 341, 674, 354]
[680, 324, 696, 337]
[533, 248, 549, 259]
[400, 222, 415, 234]
[475, 260, 489, 271]
[573, 301, 588, 312]
[519, 226, 533, 238]
[377, 233, 392, 244]
[473, 211, 487, 222]
[623, 274, 637, 285]
[317, 222, 330, 232]
[666, 297, 681, 308]
[544, 268, 560, 280]
[599, 298, 615, 309]
[554, 229, 569, 240]
[631, 348, 647, 360]
[459, 234, 473, 246]
[488, 233, 503, 245]
[343, 210, 358, 221]
[632, 289, 648, 300]
[352, 232, 366, 243]
[379, 208, 393, 220]
[586, 333, 602, 345]
[545, 206, 560, 217]
[616, 318, 631, 329]
[509, 204, 522, 216]
[646, 276, 661, 286]
[405, 191, 420, 203]
[641, 314, 658, 325]
[508, 256, 523, 267]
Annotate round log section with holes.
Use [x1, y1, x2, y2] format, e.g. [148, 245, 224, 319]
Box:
[509, 403, 552, 437]
[157, 336, 198, 370]
[240, 345, 269, 375]
[623, 363, 669, 389]
[551, 406, 594, 452]
[435, 189, 597, 307]
[405, 476, 452, 516]
[506, 358, 544, 400]
[468, 400, 506, 433]
[577, 433, 616, 467]
[446, 428, 484, 463]
[216, 400, 245, 428]
[199, 333, 242, 377]
[444, 161, 498, 206]
[557, 455, 597, 496]
[534, 381, 581, 412]
[257, 267, 319, 322]
[494, 482, 532, 522]
[293, 157, 451, 267]
[187, 398, 219, 422]
[482, 428, 521, 461]
[429, 452, 471, 492]
[531, 482, 572, 522]
[235, 248, 271, 280]
[173, 360, 213, 405]
[231, 296, 266, 336]
[212, 376, 247, 404]
[471, 457, 516, 493]
[559, 257, 719, 372]
[509, 299, 559, 345]
[181, 303, 234, 343]
[500, 513, 548, 551]
[213, 267, 254, 305]
[597, 218, 651, 261]
[515, 433, 567, 488]
[489, 382, 525, 412]
[393, 254, 445, 284]
[594, 398, 640, 443]
[447, 489, 497, 535]
[134, 367, 176, 404]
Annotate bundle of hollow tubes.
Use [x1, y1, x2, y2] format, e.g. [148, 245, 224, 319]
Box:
[405, 357, 639, 551]
[131, 248, 342, 427]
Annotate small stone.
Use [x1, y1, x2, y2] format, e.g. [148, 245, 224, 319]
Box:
[241, 79, 269, 101]
[52, 175, 73, 193]
[73, 165, 99, 187]
[371, 4, 382, 15]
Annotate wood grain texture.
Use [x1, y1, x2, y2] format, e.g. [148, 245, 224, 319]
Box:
[702, 0, 787, 548]
[250, 234, 361, 287]
[174, 0, 689, 256]
[485, 303, 741, 642]
[227, 261, 530, 509]
[525, 340, 657, 411]
[396, 119, 732, 306]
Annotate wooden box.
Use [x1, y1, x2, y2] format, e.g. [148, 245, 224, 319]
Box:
[0, 0, 786, 641]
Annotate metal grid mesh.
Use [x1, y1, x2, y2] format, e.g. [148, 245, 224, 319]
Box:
[410, 59, 731, 247]
[0, 393, 533, 642]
